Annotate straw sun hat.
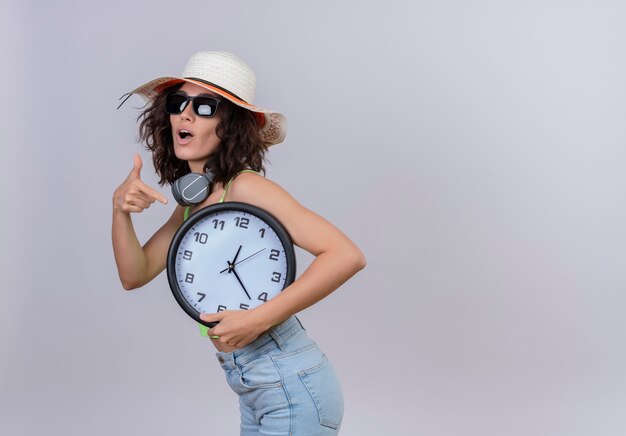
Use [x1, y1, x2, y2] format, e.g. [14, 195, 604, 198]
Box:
[119, 51, 287, 145]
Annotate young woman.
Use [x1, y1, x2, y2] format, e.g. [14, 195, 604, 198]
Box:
[112, 51, 366, 435]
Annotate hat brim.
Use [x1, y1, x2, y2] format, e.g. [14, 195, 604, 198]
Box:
[129, 76, 287, 146]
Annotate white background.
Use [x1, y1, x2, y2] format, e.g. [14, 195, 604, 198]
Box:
[1, 1, 625, 435]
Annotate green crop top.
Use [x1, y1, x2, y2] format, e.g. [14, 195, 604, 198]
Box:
[183, 169, 258, 336]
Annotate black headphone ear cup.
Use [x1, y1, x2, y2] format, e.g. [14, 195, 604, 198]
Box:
[171, 172, 211, 206]
[171, 177, 190, 207]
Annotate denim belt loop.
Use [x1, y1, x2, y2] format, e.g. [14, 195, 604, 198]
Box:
[268, 328, 286, 351]
[294, 315, 305, 330]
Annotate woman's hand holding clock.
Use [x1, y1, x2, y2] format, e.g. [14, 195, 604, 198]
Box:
[200, 309, 267, 350]
[113, 154, 168, 214]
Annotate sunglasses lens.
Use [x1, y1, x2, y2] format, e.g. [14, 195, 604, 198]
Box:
[165, 94, 219, 117]
[194, 98, 218, 117]
[165, 94, 188, 114]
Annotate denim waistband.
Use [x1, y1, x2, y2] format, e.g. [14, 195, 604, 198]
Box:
[216, 316, 305, 369]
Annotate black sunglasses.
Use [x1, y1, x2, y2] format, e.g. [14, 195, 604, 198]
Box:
[165, 93, 220, 117]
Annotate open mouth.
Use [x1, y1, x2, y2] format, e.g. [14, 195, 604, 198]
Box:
[178, 129, 193, 140]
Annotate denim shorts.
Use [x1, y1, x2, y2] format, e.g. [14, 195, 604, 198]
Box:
[216, 316, 344, 435]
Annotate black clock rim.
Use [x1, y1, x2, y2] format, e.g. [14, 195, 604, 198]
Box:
[166, 202, 297, 329]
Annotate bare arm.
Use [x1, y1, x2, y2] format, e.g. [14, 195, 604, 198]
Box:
[111, 154, 182, 289]
[201, 173, 366, 347]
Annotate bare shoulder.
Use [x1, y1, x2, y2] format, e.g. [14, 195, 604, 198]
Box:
[227, 171, 300, 210]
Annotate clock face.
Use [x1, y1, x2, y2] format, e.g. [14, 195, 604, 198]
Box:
[167, 202, 296, 327]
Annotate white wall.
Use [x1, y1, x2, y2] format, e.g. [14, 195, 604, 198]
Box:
[1, 1, 625, 435]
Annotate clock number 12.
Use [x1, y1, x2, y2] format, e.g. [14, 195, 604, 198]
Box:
[234, 217, 249, 229]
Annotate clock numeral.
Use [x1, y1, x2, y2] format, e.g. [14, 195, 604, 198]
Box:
[234, 217, 249, 229]
[269, 249, 280, 261]
[193, 232, 208, 244]
[239, 303, 250, 310]
[271, 272, 282, 283]
[185, 273, 195, 283]
[259, 228, 265, 238]
[217, 305, 227, 312]
[258, 292, 268, 302]
[212, 219, 225, 231]
[183, 250, 193, 260]
[197, 292, 206, 302]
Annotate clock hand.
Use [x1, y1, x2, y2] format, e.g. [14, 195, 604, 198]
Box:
[228, 262, 252, 300]
[231, 245, 242, 265]
[219, 248, 267, 274]
[220, 245, 242, 275]
[236, 247, 267, 266]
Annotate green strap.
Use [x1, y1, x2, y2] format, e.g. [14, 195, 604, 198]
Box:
[219, 169, 259, 203]
[183, 169, 258, 338]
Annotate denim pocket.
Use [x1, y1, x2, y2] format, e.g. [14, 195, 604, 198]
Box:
[237, 354, 282, 389]
[299, 355, 344, 429]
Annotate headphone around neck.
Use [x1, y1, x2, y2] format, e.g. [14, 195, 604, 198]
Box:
[171, 170, 215, 206]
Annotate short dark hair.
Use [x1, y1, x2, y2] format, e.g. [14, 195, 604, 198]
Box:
[138, 83, 268, 186]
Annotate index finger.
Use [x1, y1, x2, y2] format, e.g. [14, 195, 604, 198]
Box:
[135, 179, 168, 204]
